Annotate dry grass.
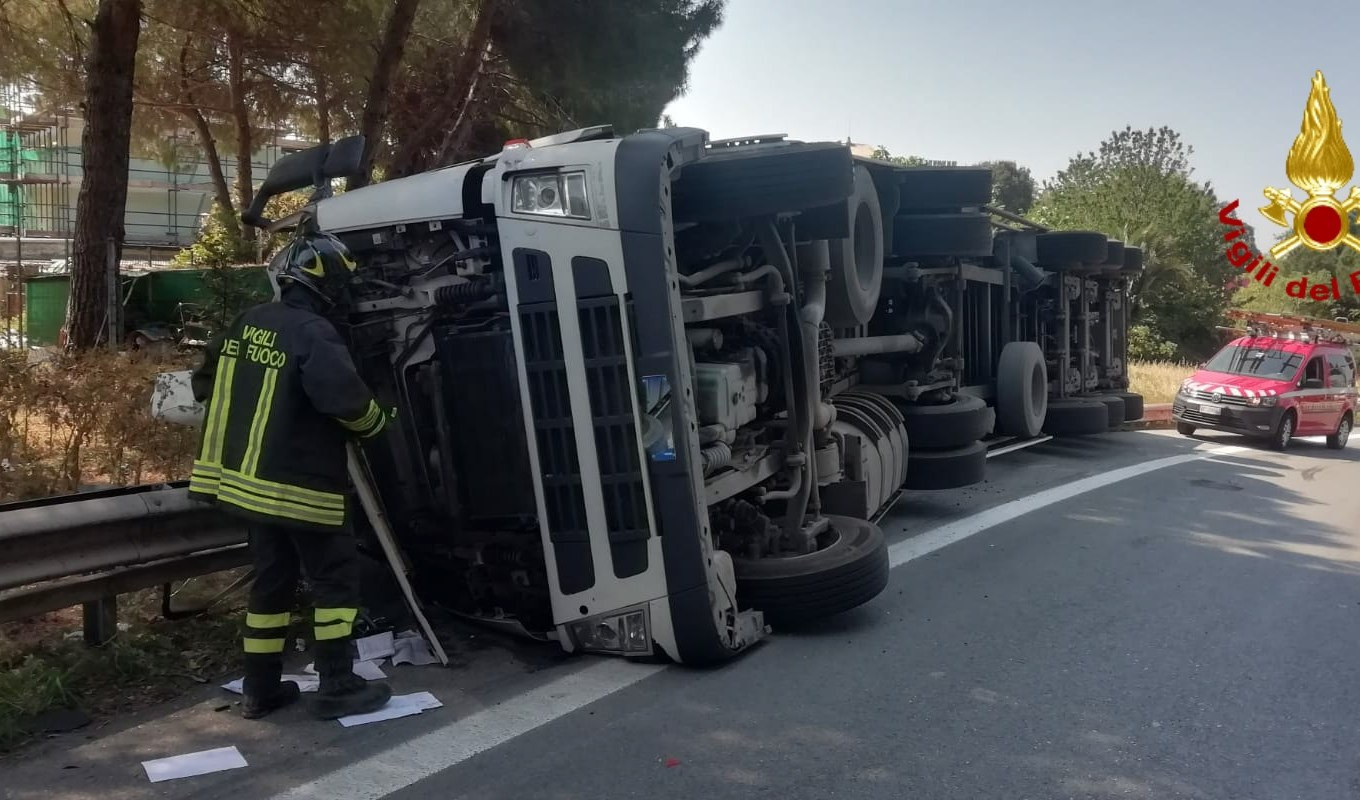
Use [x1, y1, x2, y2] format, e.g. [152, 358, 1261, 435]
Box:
[1129, 359, 1195, 405]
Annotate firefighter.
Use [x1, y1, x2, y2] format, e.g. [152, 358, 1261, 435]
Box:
[188, 228, 394, 721]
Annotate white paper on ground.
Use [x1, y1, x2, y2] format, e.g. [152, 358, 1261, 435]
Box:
[354, 631, 395, 662]
[142, 746, 248, 783]
[336, 692, 444, 728]
[220, 674, 319, 695]
[391, 633, 439, 667]
[301, 660, 388, 681]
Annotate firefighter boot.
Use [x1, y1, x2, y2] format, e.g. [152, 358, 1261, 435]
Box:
[308, 640, 392, 720]
[241, 654, 301, 720]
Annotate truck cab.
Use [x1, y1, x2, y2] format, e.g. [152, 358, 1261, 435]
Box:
[1173, 315, 1358, 451]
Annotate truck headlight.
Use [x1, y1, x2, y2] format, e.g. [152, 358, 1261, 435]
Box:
[512, 171, 591, 219]
[567, 606, 651, 655]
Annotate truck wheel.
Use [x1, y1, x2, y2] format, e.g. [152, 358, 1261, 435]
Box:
[825, 165, 885, 327]
[893, 213, 994, 259]
[1079, 393, 1126, 429]
[995, 342, 1048, 437]
[897, 167, 993, 211]
[732, 515, 889, 627]
[1102, 390, 1144, 421]
[1042, 397, 1109, 436]
[1035, 231, 1108, 267]
[904, 441, 987, 490]
[1328, 412, 1351, 449]
[898, 393, 991, 450]
[1122, 246, 1144, 272]
[671, 142, 855, 224]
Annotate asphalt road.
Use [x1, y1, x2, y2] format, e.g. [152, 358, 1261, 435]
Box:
[7, 428, 1360, 800]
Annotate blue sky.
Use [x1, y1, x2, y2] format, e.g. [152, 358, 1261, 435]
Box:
[662, 0, 1360, 242]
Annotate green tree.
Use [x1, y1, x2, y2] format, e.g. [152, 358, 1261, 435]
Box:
[978, 160, 1035, 214]
[869, 145, 927, 166]
[1033, 126, 1240, 360]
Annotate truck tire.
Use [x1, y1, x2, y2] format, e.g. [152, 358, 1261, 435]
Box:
[733, 515, 889, 627]
[893, 213, 994, 259]
[904, 441, 987, 490]
[826, 165, 885, 327]
[1102, 239, 1126, 269]
[1080, 393, 1126, 428]
[1101, 390, 1144, 421]
[898, 393, 991, 450]
[1035, 231, 1108, 267]
[672, 142, 855, 224]
[1122, 245, 1144, 272]
[897, 167, 993, 211]
[1042, 397, 1109, 436]
[995, 342, 1048, 437]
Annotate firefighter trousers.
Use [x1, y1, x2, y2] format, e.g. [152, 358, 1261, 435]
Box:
[242, 521, 361, 695]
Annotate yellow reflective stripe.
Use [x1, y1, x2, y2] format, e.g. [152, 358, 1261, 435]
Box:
[314, 621, 353, 641]
[246, 612, 291, 629]
[243, 637, 286, 654]
[314, 608, 357, 624]
[220, 469, 345, 510]
[199, 356, 237, 464]
[241, 367, 279, 477]
[216, 485, 345, 527]
[358, 410, 388, 439]
[189, 472, 220, 494]
[338, 400, 382, 433]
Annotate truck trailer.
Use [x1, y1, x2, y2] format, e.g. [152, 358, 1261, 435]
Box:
[153, 125, 1143, 666]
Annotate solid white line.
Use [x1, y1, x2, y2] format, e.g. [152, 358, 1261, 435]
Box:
[272, 658, 666, 800]
[888, 444, 1245, 568]
[278, 440, 1244, 800]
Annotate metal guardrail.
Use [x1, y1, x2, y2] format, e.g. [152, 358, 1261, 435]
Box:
[0, 483, 248, 640]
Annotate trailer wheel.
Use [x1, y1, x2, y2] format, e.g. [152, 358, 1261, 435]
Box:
[897, 167, 993, 211]
[1121, 246, 1144, 272]
[1101, 390, 1144, 421]
[825, 165, 885, 327]
[904, 441, 987, 490]
[995, 342, 1048, 437]
[1035, 231, 1108, 267]
[893, 213, 994, 259]
[898, 393, 991, 449]
[1042, 397, 1109, 436]
[733, 515, 889, 627]
[671, 142, 855, 224]
[1080, 393, 1126, 428]
[1102, 239, 1126, 270]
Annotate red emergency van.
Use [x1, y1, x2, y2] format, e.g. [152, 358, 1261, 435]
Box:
[1172, 313, 1358, 451]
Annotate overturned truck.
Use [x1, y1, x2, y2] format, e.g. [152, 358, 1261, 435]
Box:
[161, 126, 1143, 666]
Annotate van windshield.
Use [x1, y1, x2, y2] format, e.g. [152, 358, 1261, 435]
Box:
[1202, 344, 1302, 380]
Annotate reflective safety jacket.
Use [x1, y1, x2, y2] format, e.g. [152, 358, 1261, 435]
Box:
[188, 298, 389, 531]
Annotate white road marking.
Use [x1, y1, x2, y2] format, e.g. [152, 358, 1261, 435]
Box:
[272, 658, 666, 800]
[273, 440, 1245, 800]
[888, 443, 1245, 568]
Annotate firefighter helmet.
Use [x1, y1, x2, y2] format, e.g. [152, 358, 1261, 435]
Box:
[276, 231, 359, 307]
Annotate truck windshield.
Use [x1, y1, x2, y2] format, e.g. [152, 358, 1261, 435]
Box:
[1202, 344, 1302, 380]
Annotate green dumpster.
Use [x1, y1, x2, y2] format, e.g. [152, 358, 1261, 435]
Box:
[23, 274, 70, 346]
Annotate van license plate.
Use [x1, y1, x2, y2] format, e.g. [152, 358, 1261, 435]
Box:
[1198, 404, 1222, 416]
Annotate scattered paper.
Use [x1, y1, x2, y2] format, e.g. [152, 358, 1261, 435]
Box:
[142, 746, 248, 783]
[301, 660, 388, 681]
[355, 631, 395, 662]
[220, 674, 319, 695]
[391, 631, 439, 667]
[337, 692, 443, 728]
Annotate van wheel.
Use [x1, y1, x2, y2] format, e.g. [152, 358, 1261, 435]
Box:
[1328, 412, 1351, 449]
[1269, 410, 1295, 451]
[732, 516, 889, 627]
[1176, 421, 1196, 436]
[995, 342, 1048, 437]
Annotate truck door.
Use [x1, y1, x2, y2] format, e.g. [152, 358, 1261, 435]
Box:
[1298, 354, 1329, 433]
